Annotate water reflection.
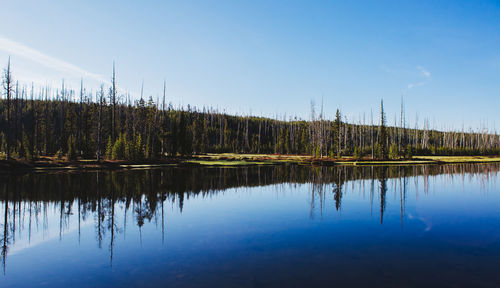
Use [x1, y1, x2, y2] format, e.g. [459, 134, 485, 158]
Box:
[0, 163, 499, 276]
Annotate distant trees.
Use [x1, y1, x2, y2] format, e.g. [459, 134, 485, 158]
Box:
[0, 59, 499, 161]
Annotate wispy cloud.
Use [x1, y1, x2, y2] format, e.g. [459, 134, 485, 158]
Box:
[417, 66, 431, 79]
[380, 64, 432, 92]
[379, 64, 395, 74]
[407, 65, 431, 92]
[407, 81, 426, 90]
[0, 34, 109, 85]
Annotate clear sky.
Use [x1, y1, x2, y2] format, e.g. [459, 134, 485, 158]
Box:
[0, 0, 499, 130]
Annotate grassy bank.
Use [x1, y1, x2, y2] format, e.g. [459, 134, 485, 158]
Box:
[190, 153, 500, 166]
[1, 153, 500, 172]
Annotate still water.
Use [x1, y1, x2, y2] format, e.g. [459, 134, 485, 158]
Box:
[1, 164, 500, 287]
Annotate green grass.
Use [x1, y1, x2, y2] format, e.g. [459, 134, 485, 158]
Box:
[198, 153, 309, 161]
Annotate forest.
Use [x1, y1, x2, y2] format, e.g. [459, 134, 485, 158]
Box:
[1, 60, 499, 162]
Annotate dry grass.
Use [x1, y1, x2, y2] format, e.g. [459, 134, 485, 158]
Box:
[413, 155, 500, 163]
[192, 153, 500, 166]
[186, 159, 272, 166]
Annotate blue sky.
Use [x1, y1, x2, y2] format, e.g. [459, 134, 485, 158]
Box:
[0, 0, 499, 129]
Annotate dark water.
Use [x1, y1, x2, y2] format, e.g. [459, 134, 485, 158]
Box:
[1, 164, 500, 287]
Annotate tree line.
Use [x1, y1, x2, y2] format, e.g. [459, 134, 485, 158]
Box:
[1, 59, 499, 161]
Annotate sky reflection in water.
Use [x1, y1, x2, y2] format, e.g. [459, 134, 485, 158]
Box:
[1, 164, 500, 287]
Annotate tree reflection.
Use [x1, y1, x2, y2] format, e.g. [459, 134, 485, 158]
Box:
[0, 163, 498, 272]
[2, 182, 9, 275]
[379, 167, 387, 224]
[333, 167, 343, 211]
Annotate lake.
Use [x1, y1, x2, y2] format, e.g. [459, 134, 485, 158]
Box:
[1, 164, 500, 287]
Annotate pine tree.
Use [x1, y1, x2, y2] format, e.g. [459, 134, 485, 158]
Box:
[334, 109, 342, 158]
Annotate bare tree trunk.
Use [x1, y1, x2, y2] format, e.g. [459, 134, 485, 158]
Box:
[370, 109, 374, 159]
[3, 58, 12, 159]
[111, 63, 117, 142]
[161, 80, 166, 156]
[44, 87, 49, 155]
[78, 79, 83, 156]
[97, 85, 104, 161]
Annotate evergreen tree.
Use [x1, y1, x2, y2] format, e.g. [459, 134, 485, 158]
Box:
[334, 109, 342, 158]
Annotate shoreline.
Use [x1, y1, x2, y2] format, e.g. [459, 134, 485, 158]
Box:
[1, 154, 500, 172]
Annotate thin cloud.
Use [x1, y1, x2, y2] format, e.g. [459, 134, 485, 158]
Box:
[0, 34, 109, 85]
[407, 65, 431, 92]
[407, 81, 426, 90]
[417, 66, 431, 79]
[379, 64, 395, 74]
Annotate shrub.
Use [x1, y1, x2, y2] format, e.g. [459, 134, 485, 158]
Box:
[389, 143, 399, 160]
[105, 136, 113, 159]
[353, 146, 363, 160]
[405, 144, 413, 159]
[112, 134, 126, 160]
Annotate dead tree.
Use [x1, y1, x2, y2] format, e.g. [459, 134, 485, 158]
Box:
[2, 58, 12, 159]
